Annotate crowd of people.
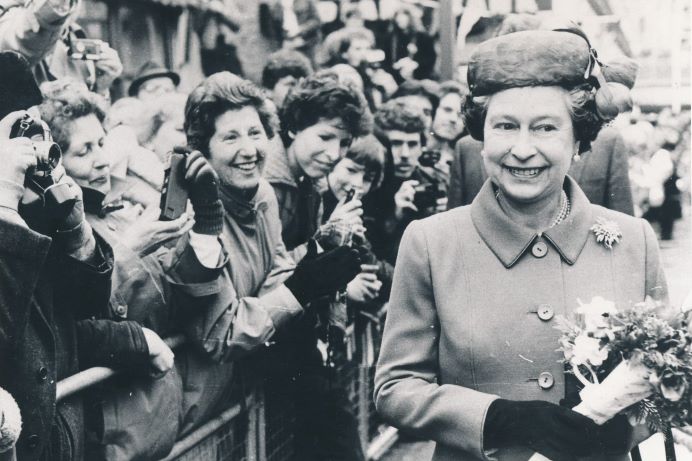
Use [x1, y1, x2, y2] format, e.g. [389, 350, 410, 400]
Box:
[0, 1, 690, 461]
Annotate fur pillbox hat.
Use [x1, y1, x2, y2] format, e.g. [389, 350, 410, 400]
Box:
[467, 29, 639, 120]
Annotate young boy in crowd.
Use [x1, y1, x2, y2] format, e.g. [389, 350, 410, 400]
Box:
[261, 49, 313, 109]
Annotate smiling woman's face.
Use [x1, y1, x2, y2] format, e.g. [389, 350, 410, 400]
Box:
[208, 106, 269, 191]
[288, 118, 350, 179]
[482, 86, 578, 207]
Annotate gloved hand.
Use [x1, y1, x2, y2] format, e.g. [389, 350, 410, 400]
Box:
[284, 239, 362, 306]
[184, 149, 223, 235]
[483, 399, 599, 461]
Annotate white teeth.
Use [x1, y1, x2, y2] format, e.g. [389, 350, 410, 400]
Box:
[507, 167, 543, 177]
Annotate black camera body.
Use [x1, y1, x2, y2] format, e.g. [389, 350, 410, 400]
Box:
[159, 147, 189, 221]
[418, 149, 441, 168]
[12, 114, 77, 230]
[413, 182, 446, 213]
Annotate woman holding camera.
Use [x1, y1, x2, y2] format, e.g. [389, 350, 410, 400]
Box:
[38, 79, 227, 460]
[374, 29, 666, 461]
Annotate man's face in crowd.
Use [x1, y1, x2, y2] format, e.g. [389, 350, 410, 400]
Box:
[328, 157, 375, 200]
[433, 92, 464, 141]
[207, 106, 269, 191]
[289, 118, 351, 179]
[344, 38, 371, 68]
[137, 76, 176, 102]
[396, 95, 433, 133]
[62, 114, 111, 195]
[272, 75, 298, 109]
[387, 129, 422, 179]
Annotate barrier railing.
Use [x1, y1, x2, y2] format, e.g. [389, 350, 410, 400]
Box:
[55, 307, 396, 460]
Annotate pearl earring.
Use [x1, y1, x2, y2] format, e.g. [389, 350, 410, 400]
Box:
[573, 152, 581, 162]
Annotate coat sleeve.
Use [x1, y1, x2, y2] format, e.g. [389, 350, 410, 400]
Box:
[374, 220, 498, 459]
[0, 216, 51, 365]
[0, 0, 75, 66]
[76, 319, 149, 371]
[165, 226, 303, 363]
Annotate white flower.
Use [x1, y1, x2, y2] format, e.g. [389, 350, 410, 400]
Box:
[0, 387, 22, 453]
[576, 296, 618, 332]
[572, 334, 609, 366]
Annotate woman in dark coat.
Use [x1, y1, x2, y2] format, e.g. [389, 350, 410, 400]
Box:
[374, 29, 665, 461]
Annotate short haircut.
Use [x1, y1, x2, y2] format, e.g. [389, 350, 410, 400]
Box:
[184, 72, 278, 154]
[261, 49, 313, 90]
[319, 27, 375, 67]
[391, 79, 441, 113]
[374, 99, 427, 138]
[279, 72, 372, 146]
[439, 80, 468, 101]
[345, 134, 386, 189]
[39, 79, 107, 154]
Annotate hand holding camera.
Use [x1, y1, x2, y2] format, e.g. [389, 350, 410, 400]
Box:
[123, 205, 192, 256]
[185, 150, 223, 235]
[394, 179, 419, 221]
[346, 268, 382, 303]
[0, 111, 37, 212]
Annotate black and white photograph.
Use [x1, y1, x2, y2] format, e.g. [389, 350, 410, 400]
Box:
[0, 0, 690, 460]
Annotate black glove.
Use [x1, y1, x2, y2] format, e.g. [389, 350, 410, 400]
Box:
[284, 240, 362, 305]
[184, 149, 223, 235]
[483, 399, 599, 461]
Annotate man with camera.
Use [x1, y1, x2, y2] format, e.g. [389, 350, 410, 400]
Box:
[0, 0, 122, 95]
[365, 98, 447, 265]
[0, 52, 172, 461]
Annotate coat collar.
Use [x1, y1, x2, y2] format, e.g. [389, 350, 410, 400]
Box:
[470, 175, 593, 268]
[262, 142, 298, 189]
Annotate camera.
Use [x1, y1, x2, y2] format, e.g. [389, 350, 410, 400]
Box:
[159, 146, 189, 221]
[418, 149, 441, 168]
[69, 39, 105, 60]
[413, 182, 446, 214]
[11, 114, 77, 228]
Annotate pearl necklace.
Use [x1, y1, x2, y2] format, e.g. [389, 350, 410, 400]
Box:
[495, 189, 571, 228]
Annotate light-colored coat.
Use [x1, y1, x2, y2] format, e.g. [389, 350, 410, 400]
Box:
[374, 177, 667, 461]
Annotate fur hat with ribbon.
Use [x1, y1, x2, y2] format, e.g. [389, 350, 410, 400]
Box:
[467, 27, 638, 122]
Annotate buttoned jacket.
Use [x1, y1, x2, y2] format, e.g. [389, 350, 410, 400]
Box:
[374, 177, 666, 461]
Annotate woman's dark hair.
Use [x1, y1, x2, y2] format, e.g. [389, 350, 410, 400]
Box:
[374, 99, 427, 145]
[279, 72, 372, 146]
[261, 49, 313, 90]
[391, 79, 441, 114]
[184, 72, 278, 154]
[461, 84, 604, 153]
[39, 79, 107, 154]
[345, 134, 386, 190]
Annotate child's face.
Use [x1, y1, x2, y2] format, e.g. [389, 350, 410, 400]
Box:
[328, 158, 375, 200]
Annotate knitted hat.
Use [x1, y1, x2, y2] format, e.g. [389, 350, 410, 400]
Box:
[0, 51, 43, 120]
[467, 29, 638, 120]
[128, 61, 180, 96]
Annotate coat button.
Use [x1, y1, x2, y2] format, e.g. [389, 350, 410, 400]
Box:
[37, 366, 48, 381]
[537, 304, 554, 321]
[538, 372, 555, 389]
[26, 434, 40, 449]
[531, 241, 548, 258]
[115, 304, 127, 316]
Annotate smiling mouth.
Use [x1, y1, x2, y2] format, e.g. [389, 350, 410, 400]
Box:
[231, 159, 260, 171]
[503, 166, 547, 178]
[91, 176, 108, 184]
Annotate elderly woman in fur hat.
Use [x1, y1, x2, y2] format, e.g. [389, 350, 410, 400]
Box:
[374, 29, 667, 461]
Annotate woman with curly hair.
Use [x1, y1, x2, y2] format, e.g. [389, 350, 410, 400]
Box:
[374, 29, 667, 461]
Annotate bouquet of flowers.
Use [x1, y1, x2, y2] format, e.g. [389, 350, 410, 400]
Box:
[529, 296, 692, 461]
[0, 386, 21, 454]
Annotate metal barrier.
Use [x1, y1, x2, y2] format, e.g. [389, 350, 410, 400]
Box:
[55, 307, 396, 460]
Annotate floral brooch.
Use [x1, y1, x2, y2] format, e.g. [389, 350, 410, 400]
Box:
[590, 217, 622, 249]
